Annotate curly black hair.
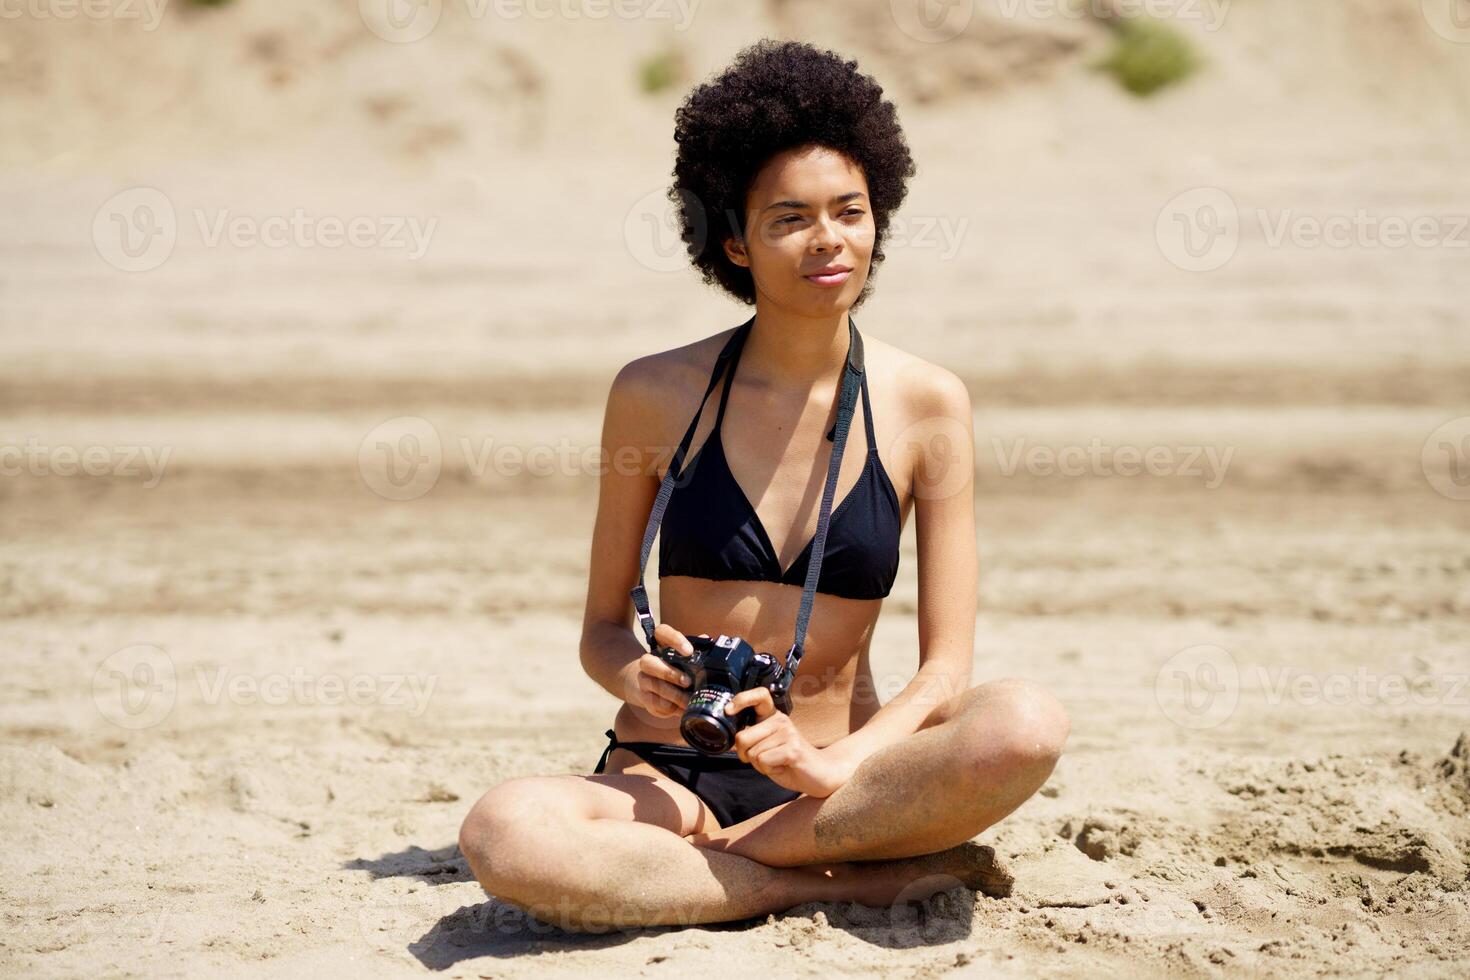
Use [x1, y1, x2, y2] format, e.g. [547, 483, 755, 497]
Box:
[669, 39, 916, 308]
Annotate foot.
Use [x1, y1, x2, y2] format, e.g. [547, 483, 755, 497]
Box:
[824, 841, 1015, 906]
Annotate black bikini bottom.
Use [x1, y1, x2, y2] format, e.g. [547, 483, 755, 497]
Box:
[592, 728, 802, 828]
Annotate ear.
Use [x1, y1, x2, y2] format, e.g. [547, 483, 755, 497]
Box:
[722, 234, 750, 269]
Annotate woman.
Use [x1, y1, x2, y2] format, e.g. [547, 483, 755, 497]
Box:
[459, 39, 1069, 932]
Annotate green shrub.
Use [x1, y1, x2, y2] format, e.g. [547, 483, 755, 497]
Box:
[638, 49, 685, 94]
[1093, 18, 1199, 96]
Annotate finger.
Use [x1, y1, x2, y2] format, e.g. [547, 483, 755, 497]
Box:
[653, 679, 690, 707]
[652, 624, 694, 655]
[748, 741, 797, 770]
[639, 652, 691, 689]
[732, 714, 788, 754]
[733, 719, 790, 763]
[630, 684, 681, 718]
[638, 681, 684, 716]
[747, 739, 798, 773]
[726, 686, 776, 720]
[639, 674, 689, 707]
[644, 698, 681, 719]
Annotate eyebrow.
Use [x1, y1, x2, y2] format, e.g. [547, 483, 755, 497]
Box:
[760, 192, 866, 213]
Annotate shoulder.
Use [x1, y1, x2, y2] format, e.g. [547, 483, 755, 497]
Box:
[862, 335, 974, 499]
[864, 334, 972, 423]
[604, 327, 741, 441]
[609, 327, 739, 406]
[610, 328, 735, 399]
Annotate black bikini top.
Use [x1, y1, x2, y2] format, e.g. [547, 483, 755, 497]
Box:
[629, 314, 891, 679]
[658, 318, 905, 602]
[656, 316, 902, 600]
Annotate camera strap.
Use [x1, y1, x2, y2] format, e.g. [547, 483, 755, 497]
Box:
[629, 314, 866, 692]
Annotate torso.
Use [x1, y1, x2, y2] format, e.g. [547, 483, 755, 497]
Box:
[615, 322, 930, 749]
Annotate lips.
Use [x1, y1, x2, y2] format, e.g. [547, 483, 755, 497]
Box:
[803, 265, 852, 287]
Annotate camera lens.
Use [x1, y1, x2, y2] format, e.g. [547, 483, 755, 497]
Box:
[680, 687, 736, 754]
[682, 715, 732, 754]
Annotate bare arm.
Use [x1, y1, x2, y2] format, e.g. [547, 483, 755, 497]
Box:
[578, 357, 664, 700]
[820, 365, 978, 773]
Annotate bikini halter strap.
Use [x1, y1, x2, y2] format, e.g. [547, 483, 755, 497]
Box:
[628, 314, 866, 687]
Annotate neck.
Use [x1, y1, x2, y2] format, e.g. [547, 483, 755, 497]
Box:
[740, 305, 852, 389]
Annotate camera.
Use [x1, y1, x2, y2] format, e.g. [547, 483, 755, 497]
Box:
[657, 634, 792, 754]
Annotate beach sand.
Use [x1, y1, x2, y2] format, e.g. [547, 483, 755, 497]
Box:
[3, 1, 1469, 975]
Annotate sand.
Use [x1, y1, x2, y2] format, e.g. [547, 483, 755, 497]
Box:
[3, 1, 1469, 976]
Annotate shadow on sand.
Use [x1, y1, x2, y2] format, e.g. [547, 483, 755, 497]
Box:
[405, 890, 981, 970]
[349, 832, 984, 970]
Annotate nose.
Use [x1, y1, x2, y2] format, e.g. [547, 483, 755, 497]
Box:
[810, 212, 844, 254]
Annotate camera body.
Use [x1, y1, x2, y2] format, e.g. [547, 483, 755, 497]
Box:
[657, 634, 792, 754]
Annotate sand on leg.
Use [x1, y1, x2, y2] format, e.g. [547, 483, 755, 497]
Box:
[688, 677, 1070, 867]
[457, 740, 1024, 932]
[458, 748, 844, 931]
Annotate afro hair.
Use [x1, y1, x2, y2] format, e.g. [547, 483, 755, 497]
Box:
[669, 39, 916, 308]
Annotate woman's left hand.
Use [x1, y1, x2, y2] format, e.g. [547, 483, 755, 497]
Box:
[726, 689, 857, 798]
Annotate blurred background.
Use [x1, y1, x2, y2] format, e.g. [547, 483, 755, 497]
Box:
[3, 1, 1469, 975]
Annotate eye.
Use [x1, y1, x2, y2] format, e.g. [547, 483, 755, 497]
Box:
[841, 207, 865, 218]
[776, 214, 805, 225]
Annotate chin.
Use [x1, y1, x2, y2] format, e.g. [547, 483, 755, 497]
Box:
[794, 292, 852, 314]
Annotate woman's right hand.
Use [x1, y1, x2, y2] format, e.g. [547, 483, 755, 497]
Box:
[625, 624, 706, 719]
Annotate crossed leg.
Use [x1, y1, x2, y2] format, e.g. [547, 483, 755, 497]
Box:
[458, 677, 1068, 932]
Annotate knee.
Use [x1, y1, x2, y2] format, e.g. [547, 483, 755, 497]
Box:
[958, 677, 1070, 781]
[458, 777, 561, 893]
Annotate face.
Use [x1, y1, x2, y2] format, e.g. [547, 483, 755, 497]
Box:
[723, 144, 875, 314]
